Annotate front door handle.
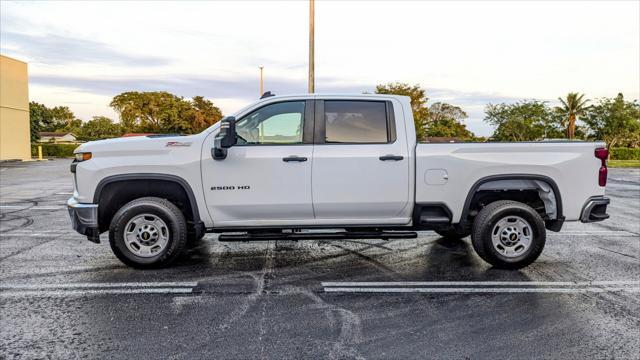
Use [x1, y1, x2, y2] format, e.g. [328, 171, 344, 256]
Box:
[283, 156, 308, 162]
[379, 155, 404, 161]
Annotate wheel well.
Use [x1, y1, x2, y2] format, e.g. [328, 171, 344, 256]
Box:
[96, 179, 197, 233]
[460, 176, 562, 228]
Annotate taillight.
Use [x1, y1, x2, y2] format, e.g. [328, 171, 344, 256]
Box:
[594, 147, 608, 187]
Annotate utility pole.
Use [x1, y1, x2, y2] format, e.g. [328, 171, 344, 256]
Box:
[259, 65, 264, 96]
[308, 0, 314, 93]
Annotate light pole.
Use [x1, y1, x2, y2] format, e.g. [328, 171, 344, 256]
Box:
[308, 0, 314, 93]
[259, 65, 264, 97]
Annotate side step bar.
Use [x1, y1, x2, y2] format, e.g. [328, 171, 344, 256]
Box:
[218, 231, 418, 242]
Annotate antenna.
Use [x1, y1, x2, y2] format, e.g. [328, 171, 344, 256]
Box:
[260, 91, 275, 99]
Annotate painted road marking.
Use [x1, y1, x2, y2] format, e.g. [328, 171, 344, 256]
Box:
[324, 287, 640, 293]
[0, 282, 198, 290]
[0, 282, 197, 297]
[1, 233, 77, 237]
[323, 280, 640, 293]
[0, 288, 194, 297]
[322, 281, 640, 287]
[0, 206, 62, 210]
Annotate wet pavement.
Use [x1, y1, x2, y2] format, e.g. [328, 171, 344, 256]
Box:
[1, 159, 639, 359]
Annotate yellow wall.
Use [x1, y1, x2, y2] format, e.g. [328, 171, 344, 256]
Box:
[0, 55, 31, 161]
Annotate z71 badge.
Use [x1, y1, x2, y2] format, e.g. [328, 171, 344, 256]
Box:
[211, 185, 250, 191]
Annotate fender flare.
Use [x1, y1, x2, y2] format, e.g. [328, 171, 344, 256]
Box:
[93, 173, 201, 223]
[459, 174, 563, 227]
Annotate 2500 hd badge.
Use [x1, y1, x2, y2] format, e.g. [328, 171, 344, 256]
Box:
[211, 185, 250, 190]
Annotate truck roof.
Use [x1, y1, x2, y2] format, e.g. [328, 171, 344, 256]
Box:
[257, 93, 410, 101]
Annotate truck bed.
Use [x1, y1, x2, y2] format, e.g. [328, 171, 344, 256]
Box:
[415, 141, 607, 222]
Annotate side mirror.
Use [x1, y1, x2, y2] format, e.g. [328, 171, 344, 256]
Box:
[212, 117, 237, 160]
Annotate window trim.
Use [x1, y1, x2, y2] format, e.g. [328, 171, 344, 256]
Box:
[233, 100, 314, 146]
[314, 99, 396, 145]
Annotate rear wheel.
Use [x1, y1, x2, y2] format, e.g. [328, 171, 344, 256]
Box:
[471, 200, 546, 269]
[109, 197, 187, 269]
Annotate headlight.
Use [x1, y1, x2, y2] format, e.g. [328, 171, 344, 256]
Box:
[74, 152, 92, 162]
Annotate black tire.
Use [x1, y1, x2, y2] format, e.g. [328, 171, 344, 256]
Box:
[435, 227, 470, 240]
[109, 197, 187, 269]
[471, 200, 546, 269]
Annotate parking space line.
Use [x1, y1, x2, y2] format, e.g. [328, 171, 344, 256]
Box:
[0, 288, 194, 297]
[322, 281, 640, 287]
[0, 281, 198, 290]
[324, 287, 640, 293]
[0, 206, 62, 210]
[0, 281, 198, 297]
[1, 233, 73, 237]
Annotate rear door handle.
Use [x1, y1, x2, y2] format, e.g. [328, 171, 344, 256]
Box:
[379, 155, 404, 161]
[283, 156, 308, 162]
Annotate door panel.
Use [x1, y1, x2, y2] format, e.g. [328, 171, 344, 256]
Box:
[202, 145, 314, 226]
[201, 100, 315, 227]
[312, 144, 410, 221]
[311, 99, 411, 224]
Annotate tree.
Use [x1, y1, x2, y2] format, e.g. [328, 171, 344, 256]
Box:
[375, 82, 429, 140]
[79, 116, 123, 140]
[110, 91, 223, 134]
[191, 96, 223, 132]
[426, 102, 474, 139]
[484, 100, 563, 141]
[28, 102, 80, 141]
[556, 92, 589, 140]
[582, 93, 640, 149]
[28, 102, 50, 142]
[63, 119, 83, 135]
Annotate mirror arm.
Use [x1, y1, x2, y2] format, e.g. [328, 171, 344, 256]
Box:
[212, 146, 227, 160]
[212, 116, 237, 160]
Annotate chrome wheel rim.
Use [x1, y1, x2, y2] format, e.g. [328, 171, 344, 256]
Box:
[491, 215, 533, 258]
[124, 214, 169, 257]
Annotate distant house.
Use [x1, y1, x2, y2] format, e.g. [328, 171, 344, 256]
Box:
[38, 132, 77, 143]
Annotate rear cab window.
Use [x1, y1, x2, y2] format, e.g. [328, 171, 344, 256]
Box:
[322, 101, 395, 144]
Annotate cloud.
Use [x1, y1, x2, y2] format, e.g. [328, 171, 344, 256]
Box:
[428, 88, 529, 106]
[28, 73, 375, 100]
[0, 31, 169, 66]
[29, 73, 530, 136]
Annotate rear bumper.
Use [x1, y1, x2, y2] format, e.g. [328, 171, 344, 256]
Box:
[67, 197, 100, 243]
[580, 196, 610, 223]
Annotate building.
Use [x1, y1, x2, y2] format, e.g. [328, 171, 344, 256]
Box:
[38, 132, 78, 143]
[0, 55, 31, 161]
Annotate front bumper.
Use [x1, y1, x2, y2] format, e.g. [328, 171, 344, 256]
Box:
[580, 196, 610, 223]
[67, 197, 100, 243]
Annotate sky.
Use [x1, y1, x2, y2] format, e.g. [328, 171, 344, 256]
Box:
[1, 0, 638, 136]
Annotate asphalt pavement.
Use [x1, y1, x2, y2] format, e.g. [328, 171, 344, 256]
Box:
[1, 159, 639, 359]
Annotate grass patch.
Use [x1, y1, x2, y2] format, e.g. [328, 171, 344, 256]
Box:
[609, 160, 640, 168]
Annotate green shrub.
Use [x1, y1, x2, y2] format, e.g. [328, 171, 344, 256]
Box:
[31, 143, 78, 158]
[610, 147, 640, 160]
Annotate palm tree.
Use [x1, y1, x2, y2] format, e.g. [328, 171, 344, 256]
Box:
[556, 93, 589, 140]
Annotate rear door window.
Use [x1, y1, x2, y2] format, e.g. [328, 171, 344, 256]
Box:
[324, 101, 390, 144]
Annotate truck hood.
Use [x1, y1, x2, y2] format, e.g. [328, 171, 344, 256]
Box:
[75, 134, 201, 156]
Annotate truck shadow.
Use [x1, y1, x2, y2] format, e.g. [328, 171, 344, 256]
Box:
[88, 234, 535, 285]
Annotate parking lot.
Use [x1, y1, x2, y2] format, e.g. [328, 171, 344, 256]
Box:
[0, 159, 638, 359]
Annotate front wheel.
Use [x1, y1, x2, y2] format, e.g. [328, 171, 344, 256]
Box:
[471, 200, 546, 269]
[109, 197, 188, 269]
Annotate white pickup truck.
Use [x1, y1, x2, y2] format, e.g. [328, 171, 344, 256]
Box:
[68, 94, 610, 269]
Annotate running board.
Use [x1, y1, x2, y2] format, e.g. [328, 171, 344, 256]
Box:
[218, 231, 418, 242]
